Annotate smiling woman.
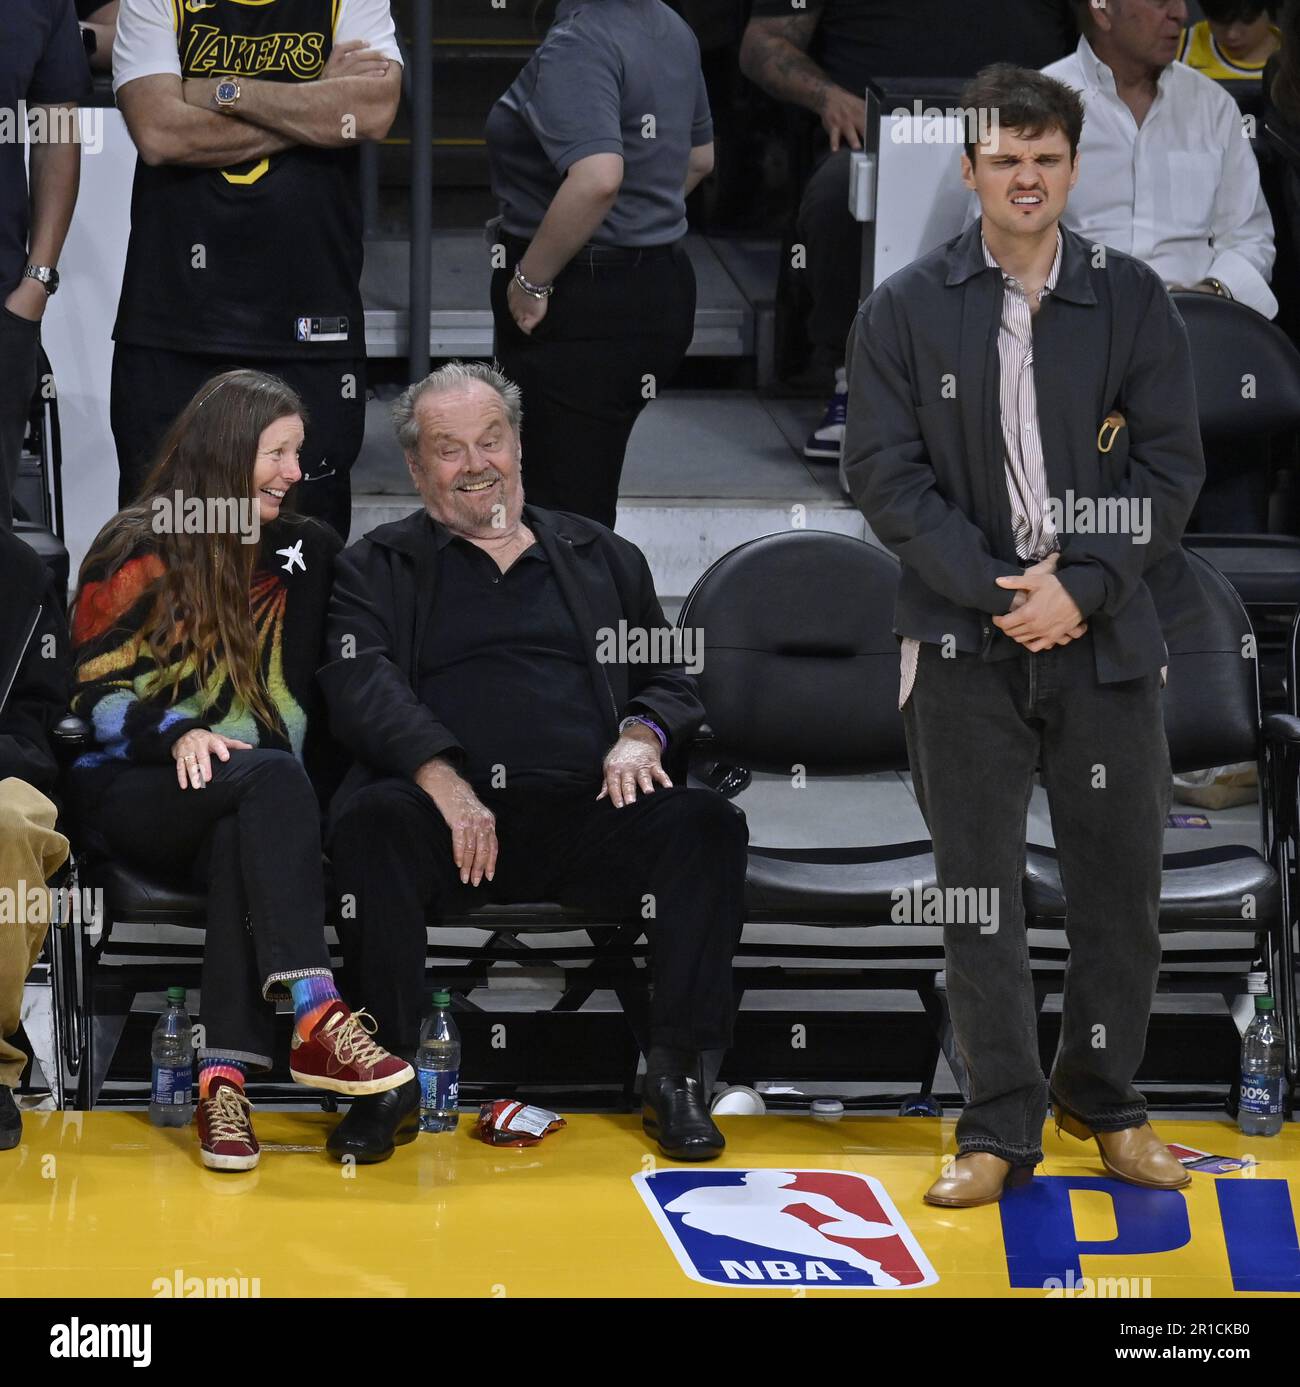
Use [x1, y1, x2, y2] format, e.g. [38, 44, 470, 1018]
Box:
[66, 368, 413, 1175]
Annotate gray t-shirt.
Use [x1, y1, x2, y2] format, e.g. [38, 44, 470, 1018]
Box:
[485, 0, 713, 247]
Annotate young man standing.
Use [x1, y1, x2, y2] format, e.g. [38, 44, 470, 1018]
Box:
[844, 65, 1205, 1207]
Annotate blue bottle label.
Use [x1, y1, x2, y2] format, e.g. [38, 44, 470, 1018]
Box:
[152, 1064, 192, 1105]
[1239, 1072, 1283, 1116]
[419, 1066, 459, 1112]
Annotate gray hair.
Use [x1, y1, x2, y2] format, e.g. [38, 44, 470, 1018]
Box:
[392, 360, 523, 455]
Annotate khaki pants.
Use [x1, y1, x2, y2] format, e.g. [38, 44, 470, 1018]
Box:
[0, 778, 70, 1089]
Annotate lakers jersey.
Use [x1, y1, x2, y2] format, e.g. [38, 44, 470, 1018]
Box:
[114, 0, 364, 359]
[1176, 20, 1281, 82]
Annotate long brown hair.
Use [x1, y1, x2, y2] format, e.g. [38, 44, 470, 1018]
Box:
[74, 369, 306, 730]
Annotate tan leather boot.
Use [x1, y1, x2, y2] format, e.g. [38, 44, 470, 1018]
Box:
[923, 1152, 1035, 1207]
[1054, 1107, 1191, 1190]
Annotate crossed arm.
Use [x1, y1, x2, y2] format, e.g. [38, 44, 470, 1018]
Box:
[117, 40, 401, 168]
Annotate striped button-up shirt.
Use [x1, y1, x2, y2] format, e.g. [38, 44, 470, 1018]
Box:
[899, 230, 1062, 709]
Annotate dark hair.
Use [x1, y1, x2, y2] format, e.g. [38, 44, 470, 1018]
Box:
[74, 369, 307, 730]
[960, 64, 1086, 164]
[1199, 0, 1271, 23]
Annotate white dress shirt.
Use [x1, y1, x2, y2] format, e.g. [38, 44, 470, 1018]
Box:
[1042, 36, 1276, 318]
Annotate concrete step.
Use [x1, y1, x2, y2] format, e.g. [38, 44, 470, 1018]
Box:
[351, 493, 867, 598]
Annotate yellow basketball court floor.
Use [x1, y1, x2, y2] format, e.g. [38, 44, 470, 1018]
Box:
[3, 1112, 1298, 1298]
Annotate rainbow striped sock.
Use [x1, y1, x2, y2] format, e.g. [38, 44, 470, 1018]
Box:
[289, 974, 342, 1041]
[199, 1058, 247, 1100]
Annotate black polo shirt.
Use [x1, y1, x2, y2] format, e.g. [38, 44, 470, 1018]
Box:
[418, 526, 608, 794]
[0, 0, 91, 299]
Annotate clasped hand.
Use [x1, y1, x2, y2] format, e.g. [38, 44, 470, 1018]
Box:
[992, 552, 1088, 652]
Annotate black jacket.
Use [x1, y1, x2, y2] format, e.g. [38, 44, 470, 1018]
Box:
[0, 530, 70, 798]
[318, 505, 705, 816]
[843, 220, 1208, 684]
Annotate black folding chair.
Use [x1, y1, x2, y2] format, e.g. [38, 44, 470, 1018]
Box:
[1176, 291, 1300, 708]
[678, 529, 946, 1108]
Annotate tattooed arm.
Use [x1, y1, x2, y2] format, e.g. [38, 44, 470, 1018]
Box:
[738, 7, 866, 151]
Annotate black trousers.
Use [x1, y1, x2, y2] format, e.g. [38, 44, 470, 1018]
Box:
[490, 236, 696, 529]
[87, 749, 333, 1069]
[902, 635, 1169, 1165]
[795, 147, 862, 363]
[110, 343, 366, 541]
[0, 307, 40, 530]
[328, 779, 748, 1057]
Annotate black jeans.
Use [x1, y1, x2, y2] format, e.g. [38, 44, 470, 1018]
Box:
[795, 147, 861, 363]
[0, 307, 40, 530]
[328, 779, 748, 1057]
[490, 236, 696, 529]
[89, 749, 333, 1069]
[110, 344, 366, 541]
[901, 635, 1169, 1165]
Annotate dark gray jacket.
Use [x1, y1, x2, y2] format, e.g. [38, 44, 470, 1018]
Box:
[844, 220, 1207, 683]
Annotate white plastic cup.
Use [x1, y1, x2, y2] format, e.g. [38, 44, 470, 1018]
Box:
[710, 1085, 767, 1116]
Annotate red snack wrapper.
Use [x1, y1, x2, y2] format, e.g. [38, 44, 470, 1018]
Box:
[473, 1099, 566, 1147]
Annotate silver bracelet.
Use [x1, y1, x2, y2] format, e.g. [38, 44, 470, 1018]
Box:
[513, 263, 553, 299]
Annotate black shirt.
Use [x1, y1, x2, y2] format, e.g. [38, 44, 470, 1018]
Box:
[747, 0, 1076, 92]
[418, 528, 609, 794]
[113, 0, 364, 360]
[0, 0, 91, 300]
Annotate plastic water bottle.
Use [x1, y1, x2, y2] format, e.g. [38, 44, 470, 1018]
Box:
[1237, 996, 1286, 1137]
[417, 990, 461, 1134]
[149, 986, 193, 1127]
[1230, 970, 1269, 1037]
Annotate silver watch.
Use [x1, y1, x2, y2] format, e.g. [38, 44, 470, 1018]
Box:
[23, 264, 59, 296]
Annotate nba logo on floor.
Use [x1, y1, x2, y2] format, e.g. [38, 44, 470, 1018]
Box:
[634, 1169, 937, 1290]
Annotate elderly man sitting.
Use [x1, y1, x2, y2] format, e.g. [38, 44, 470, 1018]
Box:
[319, 361, 748, 1164]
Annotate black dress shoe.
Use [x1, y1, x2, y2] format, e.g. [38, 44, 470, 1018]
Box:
[642, 1072, 725, 1161]
[326, 1077, 419, 1164]
[0, 1085, 21, 1152]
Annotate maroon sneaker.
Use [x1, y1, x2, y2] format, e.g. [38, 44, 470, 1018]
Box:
[196, 1078, 259, 1171]
[290, 1001, 414, 1095]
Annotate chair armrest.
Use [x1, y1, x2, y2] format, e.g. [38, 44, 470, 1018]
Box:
[51, 714, 93, 765]
[1264, 713, 1300, 746]
[682, 726, 752, 799]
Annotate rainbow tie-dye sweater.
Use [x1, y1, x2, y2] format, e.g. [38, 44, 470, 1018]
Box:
[70, 515, 342, 803]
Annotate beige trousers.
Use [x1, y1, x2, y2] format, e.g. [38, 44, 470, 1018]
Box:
[0, 777, 70, 1088]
